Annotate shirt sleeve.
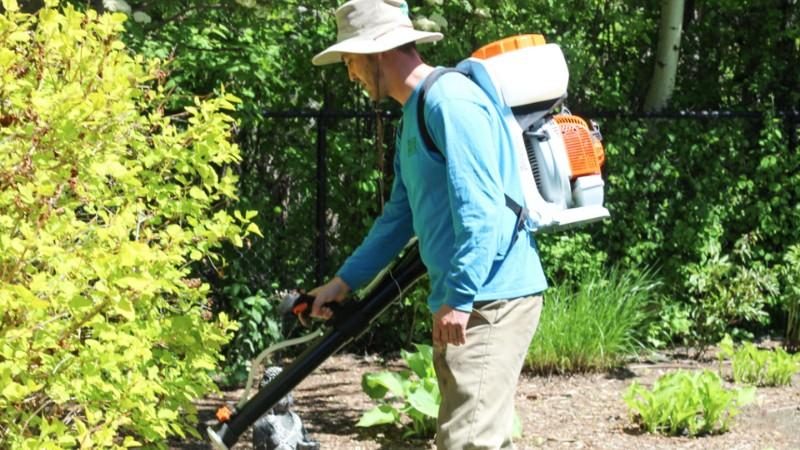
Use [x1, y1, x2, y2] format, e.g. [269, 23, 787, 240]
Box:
[427, 99, 506, 312]
[336, 152, 415, 290]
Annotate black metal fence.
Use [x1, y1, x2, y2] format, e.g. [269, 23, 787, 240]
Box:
[263, 108, 799, 285]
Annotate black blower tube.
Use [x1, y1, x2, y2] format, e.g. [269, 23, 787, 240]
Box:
[208, 243, 427, 449]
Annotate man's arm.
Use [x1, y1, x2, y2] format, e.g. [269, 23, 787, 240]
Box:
[425, 98, 507, 345]
[428, 99, 506, 313]
[311, 155, 414, 318]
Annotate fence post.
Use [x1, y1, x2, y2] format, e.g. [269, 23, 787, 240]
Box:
[315, 110, 328, 286]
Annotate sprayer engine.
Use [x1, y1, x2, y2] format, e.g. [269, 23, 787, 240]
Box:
[524, 113, 607, 215]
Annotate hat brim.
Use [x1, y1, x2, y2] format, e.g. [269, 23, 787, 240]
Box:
[312, 28, 443, 66]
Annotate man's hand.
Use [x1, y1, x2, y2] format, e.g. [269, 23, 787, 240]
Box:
[433, 305, 470, 346]
[308, 276, 351, 320]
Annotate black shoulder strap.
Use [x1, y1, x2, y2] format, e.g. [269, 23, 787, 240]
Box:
[416, 67, 465, 156]
[415, 67, 528, 241]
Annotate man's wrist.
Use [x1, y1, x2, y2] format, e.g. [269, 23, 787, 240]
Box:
[446, 292, 474, 313]
[332, 276, 351, 293]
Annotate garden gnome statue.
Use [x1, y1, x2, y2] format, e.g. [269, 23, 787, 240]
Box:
[252, 366, 320, 450]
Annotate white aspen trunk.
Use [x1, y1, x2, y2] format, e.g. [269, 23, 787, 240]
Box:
[644, 0, 686, 112]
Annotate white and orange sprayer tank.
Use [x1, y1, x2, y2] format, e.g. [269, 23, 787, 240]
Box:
[457, 34, 610, 231]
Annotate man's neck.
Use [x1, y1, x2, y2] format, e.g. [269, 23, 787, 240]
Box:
[396, 63, 435, 105]
[381, 50, 435, 106]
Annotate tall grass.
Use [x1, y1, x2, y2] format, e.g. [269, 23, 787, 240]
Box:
[527, 267, 661, 375]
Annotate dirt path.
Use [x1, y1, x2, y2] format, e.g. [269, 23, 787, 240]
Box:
[178, 354, 800, 450]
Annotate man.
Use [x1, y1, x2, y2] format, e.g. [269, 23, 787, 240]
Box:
[308, 1, 548, 448]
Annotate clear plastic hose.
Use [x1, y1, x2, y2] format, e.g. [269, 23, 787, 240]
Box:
[237, 329, 324, 409]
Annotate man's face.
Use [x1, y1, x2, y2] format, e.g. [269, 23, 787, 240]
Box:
[342, 53, 384, 101]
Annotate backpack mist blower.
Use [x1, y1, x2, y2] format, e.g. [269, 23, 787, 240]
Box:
[207, 34, 609, 449]
[428, 34, 610, 231]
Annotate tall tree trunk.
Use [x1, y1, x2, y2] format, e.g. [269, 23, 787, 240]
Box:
[644, 0, 686, 112]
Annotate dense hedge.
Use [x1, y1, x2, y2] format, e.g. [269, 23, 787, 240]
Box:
[0, 3, 256, 446]
[63, 0, 800, 354]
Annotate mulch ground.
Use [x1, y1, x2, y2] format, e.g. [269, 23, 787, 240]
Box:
[174, 351, 800, 450]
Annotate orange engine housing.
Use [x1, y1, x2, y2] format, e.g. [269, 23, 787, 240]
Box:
[552, 114, 605, 178]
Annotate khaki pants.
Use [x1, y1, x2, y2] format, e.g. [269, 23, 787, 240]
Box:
[433, 295, 543, 450]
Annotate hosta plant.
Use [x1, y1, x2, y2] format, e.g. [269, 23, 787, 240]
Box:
[0, 1, 258, 448]
[357, 344, 440, 438]
[624, 370, 755, 436]
[357, 342, 525, 440]
[717, 335, 800, 387]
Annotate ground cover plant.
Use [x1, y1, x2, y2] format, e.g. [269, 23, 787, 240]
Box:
[681, 233, 780, 355]
[526, 266, 659, 374]
[0, 2, 257, 447]
[215, 283, 283, 387]
[357, 344, 439, 438]
[624, 369, 756, 437]
[717, 335, 800, 387]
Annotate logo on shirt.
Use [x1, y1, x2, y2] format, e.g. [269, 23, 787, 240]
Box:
[406, 137, 417, 156]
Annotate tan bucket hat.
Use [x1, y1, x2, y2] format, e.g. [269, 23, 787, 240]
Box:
[312, 0, 443, 66]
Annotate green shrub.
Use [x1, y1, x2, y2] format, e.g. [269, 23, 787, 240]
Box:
[645, 300, 693, 350]
[681, 232, 780, 355]
[624, 370, 755, 436]
[717, 335, 800, 387]
[781, 244, 800, 350]
[536, 232, 608, 288]
[527, 267, 659, 374]
[216, 283, 283, 387]
[0, 2, 256, 447]
[357, 344, 440, 438]
[357, 343, 525, 440]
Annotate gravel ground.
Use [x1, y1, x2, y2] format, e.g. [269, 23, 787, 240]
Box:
[175, 352, 800, 450]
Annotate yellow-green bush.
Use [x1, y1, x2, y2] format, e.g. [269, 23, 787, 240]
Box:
[0, 1, 258, 447]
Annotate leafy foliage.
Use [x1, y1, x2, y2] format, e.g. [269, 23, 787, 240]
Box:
[0, 2, 256, 447]
[527, 267, 660, 374]
[535, 232, 608, 288]
[780, 244, 800, 350]
[357, 344, 439, 438]
[352, 281, 433, 352]
[624, 370, 755, 436]
[62, 0, 800, 354]
[681, 233, 779, 355]
[717, 335, 800, 387]
[215, 284, 283, 387]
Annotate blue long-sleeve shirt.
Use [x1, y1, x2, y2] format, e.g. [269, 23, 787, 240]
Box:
[337, 71, 547, 313]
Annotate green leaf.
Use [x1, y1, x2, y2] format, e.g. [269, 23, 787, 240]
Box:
[362, 371, 406, 399]
[116, 277, 153, 293]
[407, 384, 440, 418]
[355, 405, 398, 427]
[1, 382, 26, 402]
[122, 436, 142, 447]
[189, 186, 208, 200]
[69, 296, 93, 310]
[10, 285, 48, 309]
[2, 0, 20, 12]
[246, 222, 263, 237]
[403, 344, 433, 379]
[116, 299, 136, 321]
